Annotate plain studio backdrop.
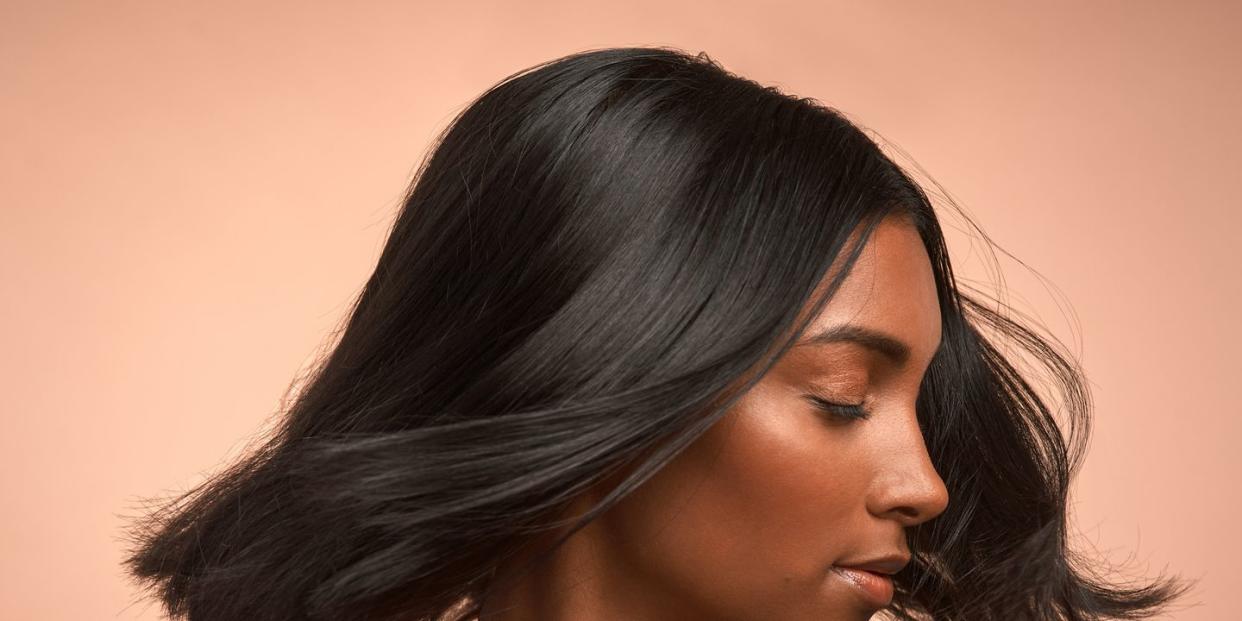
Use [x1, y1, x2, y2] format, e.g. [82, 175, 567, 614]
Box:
[2, 2, 1237, 619]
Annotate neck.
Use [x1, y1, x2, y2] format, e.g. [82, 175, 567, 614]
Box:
[475, 492, 702, 621]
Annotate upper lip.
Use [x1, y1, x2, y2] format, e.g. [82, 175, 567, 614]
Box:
[834, 553, 911, 575]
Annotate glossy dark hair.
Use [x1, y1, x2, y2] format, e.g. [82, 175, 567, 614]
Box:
[121, 46, 1192, 620]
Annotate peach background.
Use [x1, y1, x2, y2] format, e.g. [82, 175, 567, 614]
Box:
[3, 2, 1237, 619]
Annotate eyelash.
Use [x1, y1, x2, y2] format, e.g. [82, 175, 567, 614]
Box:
[807, 394, 872, 422]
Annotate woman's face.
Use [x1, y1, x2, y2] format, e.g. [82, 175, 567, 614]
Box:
[482, 215, 950, 621]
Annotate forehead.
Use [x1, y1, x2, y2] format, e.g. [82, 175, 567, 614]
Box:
[803, 216, 942, 355]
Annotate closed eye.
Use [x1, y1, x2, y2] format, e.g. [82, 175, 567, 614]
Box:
[806, 395, 872, 421]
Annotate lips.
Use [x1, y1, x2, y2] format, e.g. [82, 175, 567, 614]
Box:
[830, 565, 895, 608]
[830, 554, 909, 608]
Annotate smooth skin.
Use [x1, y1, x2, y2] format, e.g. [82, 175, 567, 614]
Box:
[478, 214, 950, 621]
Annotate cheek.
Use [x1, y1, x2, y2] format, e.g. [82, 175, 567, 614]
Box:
[598, 381, 869, 613]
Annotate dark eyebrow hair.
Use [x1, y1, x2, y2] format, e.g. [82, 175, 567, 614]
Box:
[793, 323, 911, 366]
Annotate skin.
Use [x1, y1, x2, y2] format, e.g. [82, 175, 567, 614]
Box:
[478, 214, 950, 621]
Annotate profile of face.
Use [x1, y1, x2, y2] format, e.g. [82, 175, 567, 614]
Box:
[482, 214, 950, 621]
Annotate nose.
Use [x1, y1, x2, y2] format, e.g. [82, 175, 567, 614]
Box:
[864, 412, 950, 527]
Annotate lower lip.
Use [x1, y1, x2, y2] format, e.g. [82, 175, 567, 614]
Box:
[830, 566, 894, 608]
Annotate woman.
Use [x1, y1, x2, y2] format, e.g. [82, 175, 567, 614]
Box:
[122, 46, 1191, 620]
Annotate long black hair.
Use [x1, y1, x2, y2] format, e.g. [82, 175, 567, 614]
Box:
[121, 46, 1193, 620]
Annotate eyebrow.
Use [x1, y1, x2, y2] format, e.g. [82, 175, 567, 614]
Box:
[794, 323, 912, 367]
